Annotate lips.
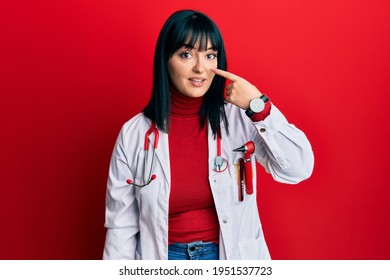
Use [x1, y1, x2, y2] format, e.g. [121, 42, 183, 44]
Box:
[189, 77, 206, 87]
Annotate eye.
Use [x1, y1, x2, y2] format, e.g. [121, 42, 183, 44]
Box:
[179, 52, 192, 59]
[207, 53, 218, 60]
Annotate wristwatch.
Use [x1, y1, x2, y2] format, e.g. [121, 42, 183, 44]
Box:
[245, 94, 269, 118]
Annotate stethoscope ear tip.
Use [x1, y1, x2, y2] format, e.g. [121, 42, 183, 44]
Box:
[126, 175, 156, 187]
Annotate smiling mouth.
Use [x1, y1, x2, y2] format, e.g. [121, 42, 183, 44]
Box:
[189, 78, 206, 87]
[189, 78, 205, 82]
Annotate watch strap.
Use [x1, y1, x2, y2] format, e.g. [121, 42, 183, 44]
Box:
[260, 94, 269, 103]
[245, 107, 256, 118]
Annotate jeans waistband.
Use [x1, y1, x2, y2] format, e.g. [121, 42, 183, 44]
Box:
[168, 241, 219, 260]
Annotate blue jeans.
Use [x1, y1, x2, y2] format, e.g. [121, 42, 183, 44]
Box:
[168, 241, 219, 260]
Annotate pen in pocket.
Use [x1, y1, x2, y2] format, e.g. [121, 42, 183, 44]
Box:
[238, 158, 245, 202]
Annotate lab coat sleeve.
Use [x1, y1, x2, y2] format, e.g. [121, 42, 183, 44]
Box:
[251, 104, 314, 184]
[103, 125, 140, 259]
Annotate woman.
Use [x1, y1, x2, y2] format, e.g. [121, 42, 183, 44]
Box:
[103, 10, 314, 260]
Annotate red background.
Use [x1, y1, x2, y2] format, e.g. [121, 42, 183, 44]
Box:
[1, 0, 389, 259]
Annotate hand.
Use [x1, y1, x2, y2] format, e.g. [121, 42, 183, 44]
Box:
[212, 68, 262, 110]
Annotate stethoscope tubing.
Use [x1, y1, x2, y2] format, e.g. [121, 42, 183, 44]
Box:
[127, 122, 231, 186]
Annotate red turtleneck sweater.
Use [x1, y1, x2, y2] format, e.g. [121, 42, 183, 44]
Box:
[167, 89, 271, 245]
[168, 89, 219, 245]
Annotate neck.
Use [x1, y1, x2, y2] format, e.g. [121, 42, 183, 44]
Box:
[170, 87, 204, 118]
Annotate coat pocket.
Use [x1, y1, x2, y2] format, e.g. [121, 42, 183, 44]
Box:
[238, 230, 271, 260]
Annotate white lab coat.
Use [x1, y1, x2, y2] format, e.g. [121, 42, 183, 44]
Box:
[103, 103, 314, 260]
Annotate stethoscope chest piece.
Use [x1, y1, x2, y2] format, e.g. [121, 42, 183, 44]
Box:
[213, 155, 228, 172]
[212, 134, 228, 173]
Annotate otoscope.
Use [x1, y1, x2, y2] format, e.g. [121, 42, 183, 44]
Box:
[233, 141, 255, 195]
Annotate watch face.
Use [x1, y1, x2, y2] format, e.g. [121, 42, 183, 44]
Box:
[250, 98, 265, 113]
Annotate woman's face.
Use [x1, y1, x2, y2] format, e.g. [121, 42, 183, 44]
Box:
[168, 40, 218, 98]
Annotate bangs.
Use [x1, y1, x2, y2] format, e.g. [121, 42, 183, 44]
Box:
[168, 14, 221, 57]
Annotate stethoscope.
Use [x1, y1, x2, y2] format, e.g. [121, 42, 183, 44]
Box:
[126, 122, 228, 187]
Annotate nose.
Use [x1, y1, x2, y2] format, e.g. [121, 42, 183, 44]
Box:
[192, 55, 206, 73]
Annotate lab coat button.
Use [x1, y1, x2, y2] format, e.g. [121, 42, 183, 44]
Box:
[223, 219, 228, 224]
[259, 128, 266, 133]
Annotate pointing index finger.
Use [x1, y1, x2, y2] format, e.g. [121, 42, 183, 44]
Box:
[212, 68, 240, 82]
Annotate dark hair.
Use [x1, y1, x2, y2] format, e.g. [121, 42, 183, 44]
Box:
[143, 10, 229, 138]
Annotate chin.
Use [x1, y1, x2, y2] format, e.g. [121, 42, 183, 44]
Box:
[192, 91, 208, 98]
[182, 89, 207, 98]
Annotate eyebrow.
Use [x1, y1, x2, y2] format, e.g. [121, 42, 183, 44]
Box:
[181, 44, 217, 51]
